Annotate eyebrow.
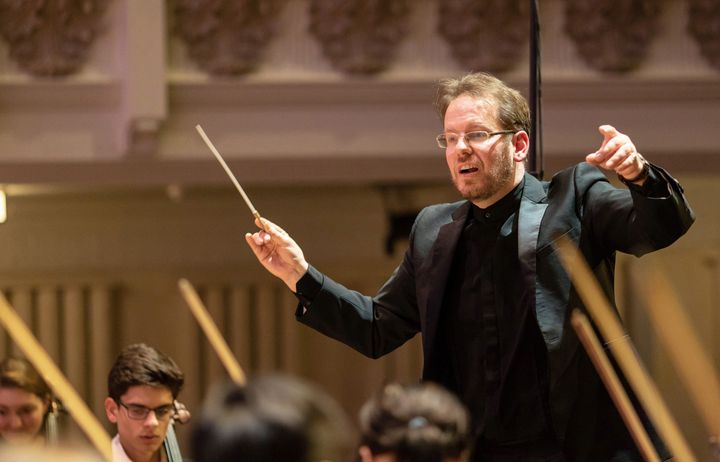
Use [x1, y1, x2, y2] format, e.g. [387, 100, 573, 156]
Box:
[444, 123, 493, 133]
[125, 402, 173, 408]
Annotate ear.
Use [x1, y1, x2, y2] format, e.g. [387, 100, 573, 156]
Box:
[41, 396, 51, 414]
[511, 130, 529, 163]
[358, 445, 374, 462]
[105, 397, 118, 424]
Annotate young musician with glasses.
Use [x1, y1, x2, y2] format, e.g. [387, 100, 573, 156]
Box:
[104, 344, 185, 462]
[245, 72, 695, 461]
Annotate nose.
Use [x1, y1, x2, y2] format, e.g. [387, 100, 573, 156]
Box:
[7, 412, 23, 429]
[454, 135, 472, 154]
[143, 410, 159, 427]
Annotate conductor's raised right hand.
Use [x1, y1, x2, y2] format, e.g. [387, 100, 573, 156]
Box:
[245, 217, 309, 292]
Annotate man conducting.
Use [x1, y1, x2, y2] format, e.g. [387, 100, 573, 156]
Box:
[245, 72, 695, 461]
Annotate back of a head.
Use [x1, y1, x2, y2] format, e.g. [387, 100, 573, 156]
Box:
[107, 343, 184, 400]
[192, 374, 354, 462]
[359, 383, 469, 462]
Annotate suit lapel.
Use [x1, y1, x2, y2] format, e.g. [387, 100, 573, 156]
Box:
[421, 202, 469, 354]
[421, 175, 549, 357]
[518, 173, 549, 326]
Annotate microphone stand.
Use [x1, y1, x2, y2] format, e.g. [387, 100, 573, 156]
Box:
[528, 0, 543, 180]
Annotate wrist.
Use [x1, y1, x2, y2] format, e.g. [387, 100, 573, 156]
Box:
[286, 261, 309, 292]
[619, 157, 650, 186]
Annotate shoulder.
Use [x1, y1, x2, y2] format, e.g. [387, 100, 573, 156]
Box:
[548, 162, 610, 195]
[414, 201, 466, 229]
[407, 201, 466, 258]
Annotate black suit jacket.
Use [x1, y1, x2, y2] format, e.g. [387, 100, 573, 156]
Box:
[297, 162, 694, 460]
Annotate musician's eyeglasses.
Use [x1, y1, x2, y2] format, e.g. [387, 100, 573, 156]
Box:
[436, 130, 516, 149]
[117, 400, 174, 421]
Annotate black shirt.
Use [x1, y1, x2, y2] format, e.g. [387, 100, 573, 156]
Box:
[439, 179, 555, 454]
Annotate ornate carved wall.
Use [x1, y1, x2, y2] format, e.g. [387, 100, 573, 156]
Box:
[0, 0, 109, 76]
[438, 0, 529, 72]
[564, 0, 660, 72]
[0, 0, 717, 185]
[687, 0, 720, 70]
[173, 0, 283, 75]
[308, 0, 410, 74]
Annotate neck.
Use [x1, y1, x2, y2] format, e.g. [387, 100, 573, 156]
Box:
[125, 447, 161, 462]
[471, 167, 525, 209]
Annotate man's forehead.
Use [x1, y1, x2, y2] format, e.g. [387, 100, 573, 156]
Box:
[121, 384, 173, 404]
[444, 95, 499, 128]
[448, 94, 496, 113]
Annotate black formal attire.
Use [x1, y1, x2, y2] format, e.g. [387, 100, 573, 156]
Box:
[294, 163, 695, 461]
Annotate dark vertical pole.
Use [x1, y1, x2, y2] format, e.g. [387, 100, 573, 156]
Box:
[528, 0, 543, 179]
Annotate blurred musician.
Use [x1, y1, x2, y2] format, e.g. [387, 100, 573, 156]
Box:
[192, 373, 354, 462]
[358, 382, 470, 462]
[0, 357, 59, 446]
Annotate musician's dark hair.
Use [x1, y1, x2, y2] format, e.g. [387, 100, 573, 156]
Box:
[434, 72, 531, 135]
[192, 374, 354, 462]
[359, 382, 469, 462]
[107, 343, 184, 401]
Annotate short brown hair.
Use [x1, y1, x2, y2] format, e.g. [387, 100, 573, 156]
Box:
[107, 343, 184, 401]
[434, 72, 530, 134]
[359, 382, 469, 462]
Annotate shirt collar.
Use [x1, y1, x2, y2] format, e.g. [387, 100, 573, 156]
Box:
[112, 434, 167, 462]
[471, 178, 524, 224]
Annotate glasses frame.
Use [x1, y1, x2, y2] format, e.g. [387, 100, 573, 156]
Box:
[436, 130, 516, 149]
[117, 400, 175, 421]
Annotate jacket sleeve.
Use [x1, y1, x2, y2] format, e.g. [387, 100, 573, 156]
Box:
[295, 214, 424, 359]
[581, 163, 695, 257]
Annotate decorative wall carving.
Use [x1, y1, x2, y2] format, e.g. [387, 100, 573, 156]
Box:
[0, 0, 108, 77]
[564, 0, 660, 73]
[687, 0, 720, 70]
[174, 0, 283, 76]
[308, 0, 410, 74]
[437, 0, 528, 73]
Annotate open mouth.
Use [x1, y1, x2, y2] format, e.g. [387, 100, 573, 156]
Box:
[459, 166, 479, 174]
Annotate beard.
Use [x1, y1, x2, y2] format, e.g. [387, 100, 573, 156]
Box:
[452, 143, 516, 202]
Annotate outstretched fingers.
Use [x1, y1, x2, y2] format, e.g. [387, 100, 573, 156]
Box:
[586, 125, 634, 168]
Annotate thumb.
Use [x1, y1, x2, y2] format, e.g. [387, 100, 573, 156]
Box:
[256, 216, 290, 240]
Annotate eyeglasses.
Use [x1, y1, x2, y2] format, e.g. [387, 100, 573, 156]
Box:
[436, 130, 516, 149]
[117, 400, 174, 421]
